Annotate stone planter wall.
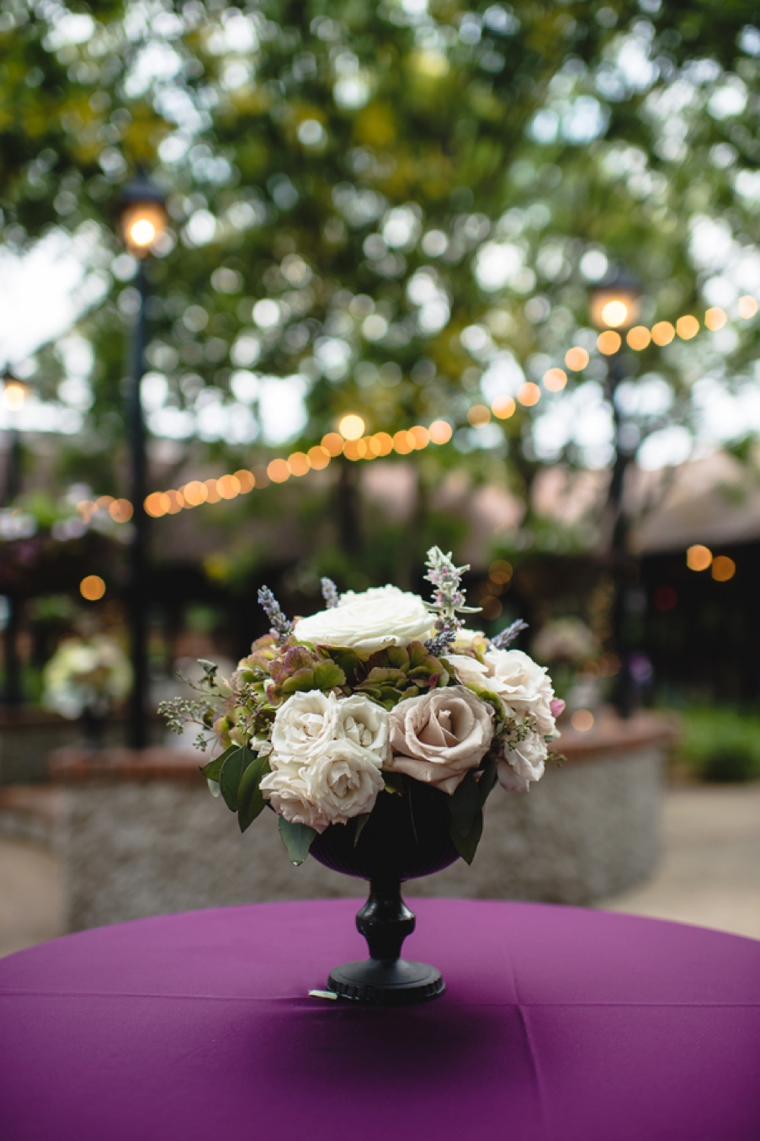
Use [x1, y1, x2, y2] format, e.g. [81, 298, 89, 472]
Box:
[51, 713, 675, 932]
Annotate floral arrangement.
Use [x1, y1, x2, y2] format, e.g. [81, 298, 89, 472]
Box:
[43, 634, 132, 720]
[161, 549, 564, 866]
[532, 617, 599, 667]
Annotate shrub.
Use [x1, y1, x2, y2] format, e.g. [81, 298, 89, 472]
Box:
[676, 706, 760, 783]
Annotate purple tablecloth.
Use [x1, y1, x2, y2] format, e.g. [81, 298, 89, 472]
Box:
[1, 899, 759, 1140]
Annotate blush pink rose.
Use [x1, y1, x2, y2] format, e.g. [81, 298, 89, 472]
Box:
[386, 686, 494, 795]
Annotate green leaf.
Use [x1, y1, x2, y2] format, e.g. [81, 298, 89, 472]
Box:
[201, 743, 238, 783]
[382, 773, 405, 796]
[353, 812, 371, 848]
[278, 817, 317, 865]
[219, 746, 246, 811]
[237, 756, 271, 833]
[448, 770, 482, 837]
[312, 660, 346, 689]
[477, 758, 499, 808]
[449, 809, 483, 865]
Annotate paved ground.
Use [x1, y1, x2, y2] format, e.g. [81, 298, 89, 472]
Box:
[0, 836, 64, 958]
[601, 783, 760, 940]
[0, 783, 758, 957]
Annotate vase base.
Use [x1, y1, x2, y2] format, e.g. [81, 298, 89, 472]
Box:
[327, 959, 445, 1005]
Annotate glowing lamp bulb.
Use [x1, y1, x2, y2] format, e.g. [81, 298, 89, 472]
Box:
[338, 414, 366, 440]
[127, 218, 157, 248]
[2, 381, 29, 410]
[600, 300, 629, 328]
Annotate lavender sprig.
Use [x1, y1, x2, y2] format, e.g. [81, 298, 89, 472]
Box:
[321, 577, 340, 609]
[257, 585, 293, 641]
[425, 617, 461, 656]
[491, 618, 528, 650]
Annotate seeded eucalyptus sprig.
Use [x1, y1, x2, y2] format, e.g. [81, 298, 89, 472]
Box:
[423, 547, 480, 654]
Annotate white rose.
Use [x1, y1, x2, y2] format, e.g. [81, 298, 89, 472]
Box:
[497, 730, 547, 793]
[303, 739, 385, 827]
[452, 628, 489, 653]
[259, 763, 332, 832]
[335, 694, 390, 764]
[270, 690, 339, 764]
[292, 585, 433, 655]
[484, 648, 558, 737]
[445, 653, 491, 691]
[262, 691, 388, 830]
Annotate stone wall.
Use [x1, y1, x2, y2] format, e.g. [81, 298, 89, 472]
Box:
[53, 715, 672, 932]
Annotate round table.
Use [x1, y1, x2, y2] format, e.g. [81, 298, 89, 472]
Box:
[1, 899, 759, 1141]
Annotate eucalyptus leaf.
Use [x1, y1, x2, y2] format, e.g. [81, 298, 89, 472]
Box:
[201, 743, 238, 783]
[219, 746, 247, 811]
[278, 817, 317, 865]
[448, 770, 482, 837]
[449, 809, 483, 865]
[353, 813, 371, 848]
[237, 756, 270, 833]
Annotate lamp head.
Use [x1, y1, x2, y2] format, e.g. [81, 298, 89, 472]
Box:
[119, 174, 167, 258]
[589, 266, 642, 331]
[2, 372, 30, 411]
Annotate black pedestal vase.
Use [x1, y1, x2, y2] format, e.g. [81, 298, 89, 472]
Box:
[309, 779, 459, 1005]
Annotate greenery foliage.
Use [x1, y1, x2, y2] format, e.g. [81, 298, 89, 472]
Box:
[2, 0, 760, 544]
[676, 705, 760, 782]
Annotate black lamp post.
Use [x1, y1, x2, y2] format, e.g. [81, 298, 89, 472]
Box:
[117, 174, 167, 750]
[1, 372, 30, 708]
[590, 267, 642, 717]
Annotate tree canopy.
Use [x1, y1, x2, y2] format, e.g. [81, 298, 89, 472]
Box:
[2, 0, 760, 548]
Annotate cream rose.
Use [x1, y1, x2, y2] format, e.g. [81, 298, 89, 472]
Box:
[452, 628, 489, 653]
[292, 585, 433, 655]
[335, 694, 390, 763]
[259, 763, 331, 832]
[387, 686, 494, 795]
[303, 739, 385, 827]
[270, 689, 339, 765]
[445, 653, 491, 691]
[483, 648, 558, 737]
[497, 730, 547, 793]
[261, 691, 388, 830]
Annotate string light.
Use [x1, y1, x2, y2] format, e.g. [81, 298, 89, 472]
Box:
[72, 294, 760, 526]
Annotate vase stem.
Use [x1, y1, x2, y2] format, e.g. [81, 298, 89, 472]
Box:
[356, 878, 415, 962]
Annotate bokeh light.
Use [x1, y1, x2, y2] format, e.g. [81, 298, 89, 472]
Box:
[491, 397, 516, 419]
[600, 300, 629, 328]
[80, 575, 106, 601]
[626, 326, 651, 350]
[711, 556, 736, 582]
[467, 404, 491, 426]
[651, 321, 675, 346]
[565, 347, 589, 371]
[571, 709, 594, 732]
[676, 315, 700, 340]
[597, 330, 622, 355]
[517, 382, 541, 406]
[686, 544, 713, 571]
[738, 295, 758, 319]
[705, 307, 728, 331]
[543, 367, 567, 392]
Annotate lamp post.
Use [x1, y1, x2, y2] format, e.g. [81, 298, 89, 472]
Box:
[1, 372, 30, 707]
[117, 174, 167, 749]
[590, 267, 642, 717]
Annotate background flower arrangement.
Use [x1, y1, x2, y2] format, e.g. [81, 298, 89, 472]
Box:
[43, 634, 132, 721]
[161, 549, 564, 866]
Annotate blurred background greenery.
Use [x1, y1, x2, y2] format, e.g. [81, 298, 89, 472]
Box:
[1, 0, 760, 767]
